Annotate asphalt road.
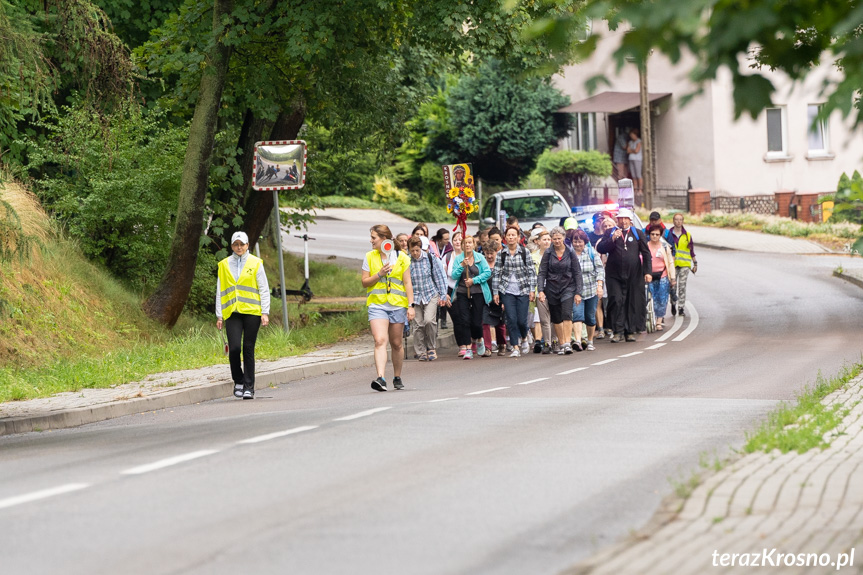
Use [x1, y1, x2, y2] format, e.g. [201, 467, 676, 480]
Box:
[2, 221, 862, 574]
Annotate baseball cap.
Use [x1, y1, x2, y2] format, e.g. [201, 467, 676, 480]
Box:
[231, 231, 249, 245]
[617, 208, 634, 220]
[529, 227, 546, 241]
[563, 217, 578, 230]
[649, 211, 662, 220]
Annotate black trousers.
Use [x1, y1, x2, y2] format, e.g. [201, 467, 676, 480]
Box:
[452, 292, 485, 346]
[606, 274, 646, 336]
[225, 312, 262, 391]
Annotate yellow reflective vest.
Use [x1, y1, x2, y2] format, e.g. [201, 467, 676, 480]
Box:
[673, 230, 693, 268]
[365, 250, 411, 308]
[218, 254, 263, 319]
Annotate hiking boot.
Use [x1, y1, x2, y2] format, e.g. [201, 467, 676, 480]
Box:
[625, 334, 637, 342]
[605, 329, 614, 338]
[542, 342, 551, 354]
[393, 376, 404, 390]
[594, 330, 605, 340]
[498, 346, 507, 356]
[679, 309, 686, 317]
[610, 334, 624, 343]
[371, 377, 387, 392]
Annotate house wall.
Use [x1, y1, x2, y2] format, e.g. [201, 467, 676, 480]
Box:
[711, 66, 863, 196]
[554, 20, 862, 198]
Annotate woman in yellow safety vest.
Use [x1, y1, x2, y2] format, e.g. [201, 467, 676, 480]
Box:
[216, 231, 270, 400]
[361, 224, 415, 392]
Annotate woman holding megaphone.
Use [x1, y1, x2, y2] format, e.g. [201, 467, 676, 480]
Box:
[362, 224, 415, 392]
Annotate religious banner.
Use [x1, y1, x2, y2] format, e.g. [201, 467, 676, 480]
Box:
[443, 163, 477, 239]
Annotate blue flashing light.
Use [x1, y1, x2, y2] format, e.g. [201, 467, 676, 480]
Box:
[572, 203, 619, 215]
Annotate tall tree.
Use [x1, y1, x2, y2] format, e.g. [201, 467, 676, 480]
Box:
[141, 0, 234, 326]
[139, 0, 583, 326]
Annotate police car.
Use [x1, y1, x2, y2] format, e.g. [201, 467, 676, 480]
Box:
[480, 189, 571, 230]
[568, 203, 647, 234]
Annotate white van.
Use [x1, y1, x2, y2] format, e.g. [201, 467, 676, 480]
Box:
[480, 189, 571, 231]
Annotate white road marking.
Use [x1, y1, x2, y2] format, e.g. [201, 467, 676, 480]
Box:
[592, 358, 619, 366]
[466, 387, 510, 395]
[672, 303, 700, 342]
[556, 368, 589, 375]
[334, 407, 392, 421]
[645, 343, 667, 350]
[516, 378, 549, 385]
[618, 351, 643, 358]
[428, 397, 459, 403]
[0, 483, 90, 510]
[656, 314, 683, 342]
[238, 426, 318, 445]
[121, 450, 218, 476]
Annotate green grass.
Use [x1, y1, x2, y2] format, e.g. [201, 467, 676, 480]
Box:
[0, 310, 367, 402]
[743, 361, 863, 454]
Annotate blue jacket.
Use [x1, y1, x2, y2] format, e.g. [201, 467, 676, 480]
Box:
[451, 251, 492, 304]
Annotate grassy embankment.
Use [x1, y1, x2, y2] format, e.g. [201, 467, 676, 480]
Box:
[640, 208, 862, 252]
[0, 180, 367, 403]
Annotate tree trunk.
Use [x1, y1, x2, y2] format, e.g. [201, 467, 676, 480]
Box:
[142, 0, 234, 327]
[240, 102, 306, 253]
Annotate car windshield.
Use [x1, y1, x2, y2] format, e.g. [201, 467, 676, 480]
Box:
[500, 196, 570, 221]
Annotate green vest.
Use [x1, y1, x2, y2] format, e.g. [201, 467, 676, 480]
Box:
[366, 250, 410, 307]
[218, 254, 263, 319]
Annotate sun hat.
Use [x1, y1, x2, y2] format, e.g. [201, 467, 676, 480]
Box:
[231, 231, 249, 245]
[616, 208, 634, 220]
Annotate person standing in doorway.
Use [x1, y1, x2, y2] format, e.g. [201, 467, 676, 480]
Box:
[216, 232, 271, 400]
[613, 130, 630, 181]
[362, 225, 415, 391]
[627, 128, 643, 200]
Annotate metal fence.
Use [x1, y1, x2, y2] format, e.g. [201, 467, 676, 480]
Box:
[711, 195, 778, 214]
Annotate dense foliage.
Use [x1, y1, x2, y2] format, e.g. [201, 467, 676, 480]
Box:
[535, 149, 612, 206]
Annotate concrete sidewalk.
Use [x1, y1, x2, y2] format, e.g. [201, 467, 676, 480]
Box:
[687, 224, 833, 254]
[570, 372, 863, 575]
[0, 327, 456, 436]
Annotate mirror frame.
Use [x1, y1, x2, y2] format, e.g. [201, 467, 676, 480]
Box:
[252, 140, 307, 191]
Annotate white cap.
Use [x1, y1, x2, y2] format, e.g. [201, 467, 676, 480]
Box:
[231, 231, 249, 245]
[420, 236, 430, 251]
[616, 208, 634, 220]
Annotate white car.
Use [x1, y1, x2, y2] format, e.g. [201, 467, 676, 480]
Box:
[480, 189, 571, 231]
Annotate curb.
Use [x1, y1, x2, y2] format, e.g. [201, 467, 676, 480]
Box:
[0, 353, 376, 436]
[834, 269, 863, 292]
[1, 329, 459, 437]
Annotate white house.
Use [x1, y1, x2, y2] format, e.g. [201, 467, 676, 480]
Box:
[552, 20, 863, 202]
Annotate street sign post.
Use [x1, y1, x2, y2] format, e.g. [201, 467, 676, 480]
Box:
[252, 140, 308, 333]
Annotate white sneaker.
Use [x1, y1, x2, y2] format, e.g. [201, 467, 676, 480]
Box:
[510, 348, 520, 358]
[476, 339, 486, 356]
[521, 340, 530, 355]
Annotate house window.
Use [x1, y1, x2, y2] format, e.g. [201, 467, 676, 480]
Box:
[568, 112, 596, 151]
[765, 107, 789, 160]
[807, 104, 829, 153]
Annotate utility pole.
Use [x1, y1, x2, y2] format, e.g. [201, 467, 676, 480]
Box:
[638, 60, 655, 209]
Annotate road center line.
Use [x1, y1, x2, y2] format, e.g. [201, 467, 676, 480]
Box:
[618, 351, 643, 358]
[672, 302, 699, 341]
[592, 358, 619, 366]
[556, 367, 589, 375]
[428, 397, 459, 403]
[516, 378, 549, 385]
[0, 483, 90, 510]
[121, 450, 218, 476]
[645, 343, 667, 350]
[466, 387, 510, 395]
[334, 407, 392, 421]
[656, 314, 684, 342]
[238, 426, 318, 445]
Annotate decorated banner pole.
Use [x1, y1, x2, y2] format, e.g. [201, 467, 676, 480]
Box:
[443, 163, 477, 241]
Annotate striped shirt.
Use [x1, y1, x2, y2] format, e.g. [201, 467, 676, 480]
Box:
[491, 245, 537, 296]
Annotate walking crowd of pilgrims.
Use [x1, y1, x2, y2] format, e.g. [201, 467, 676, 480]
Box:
[362, 210, 697, 392]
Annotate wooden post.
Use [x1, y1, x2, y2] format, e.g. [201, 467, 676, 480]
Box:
[639, 61, 655, 210]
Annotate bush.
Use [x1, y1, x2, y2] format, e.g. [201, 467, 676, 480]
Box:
[21, 102, 187, 291]
[372, 175, 408, 204]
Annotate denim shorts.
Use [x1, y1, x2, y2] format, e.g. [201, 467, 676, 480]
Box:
[368, 304, 408, 324]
